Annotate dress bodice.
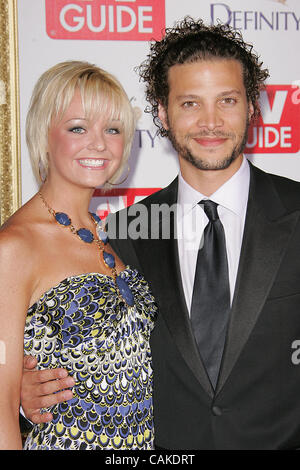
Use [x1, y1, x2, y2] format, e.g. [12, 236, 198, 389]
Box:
[24, 267, 157, 450]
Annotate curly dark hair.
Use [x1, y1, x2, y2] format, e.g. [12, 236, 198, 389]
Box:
[138, 17, 269, 136]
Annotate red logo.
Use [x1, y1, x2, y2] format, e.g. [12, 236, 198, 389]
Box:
[91, 187, 160, 219]
[245, 85, 300, 154]
[45, 0, 165, 41]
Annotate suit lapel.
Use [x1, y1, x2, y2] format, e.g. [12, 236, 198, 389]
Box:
[135, 179, 214, 397]
[216, 165, 300, 394]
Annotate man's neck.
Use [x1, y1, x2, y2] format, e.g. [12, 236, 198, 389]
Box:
[179, 155, 243, 196]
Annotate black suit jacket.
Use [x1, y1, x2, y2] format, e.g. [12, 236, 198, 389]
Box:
[108, 163, 300, 449]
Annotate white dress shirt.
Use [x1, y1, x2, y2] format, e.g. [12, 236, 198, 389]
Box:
[176, 156, 250, 313]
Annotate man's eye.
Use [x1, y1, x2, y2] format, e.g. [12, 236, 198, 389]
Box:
[221, 98, 237, 105]
[182, 101, 197, 108]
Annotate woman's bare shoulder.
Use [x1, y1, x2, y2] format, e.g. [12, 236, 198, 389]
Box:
[0, 200, 42, 263]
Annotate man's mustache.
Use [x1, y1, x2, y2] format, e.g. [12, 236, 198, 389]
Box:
[187, 131, 235, 139]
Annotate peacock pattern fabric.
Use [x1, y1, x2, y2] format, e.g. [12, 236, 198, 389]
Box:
[23, 268, 157, 450]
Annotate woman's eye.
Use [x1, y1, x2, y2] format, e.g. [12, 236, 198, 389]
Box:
[69, 127, 85, 134]
[106, 127, 121, 134]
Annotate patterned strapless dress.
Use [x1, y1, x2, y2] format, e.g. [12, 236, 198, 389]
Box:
[23, 267, 157, 450]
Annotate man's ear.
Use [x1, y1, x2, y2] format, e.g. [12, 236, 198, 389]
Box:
[158, 103, 169, 131]
[248, 102, 255, 122]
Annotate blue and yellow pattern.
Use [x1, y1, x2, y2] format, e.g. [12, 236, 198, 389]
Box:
[23, 268, 157, 450]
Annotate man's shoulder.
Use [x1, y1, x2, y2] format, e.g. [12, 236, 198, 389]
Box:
[252, 163, 300, 210]
[134, 176, 178, 208]
[259, 165, 300, 189]
[268, 171, 300, 192]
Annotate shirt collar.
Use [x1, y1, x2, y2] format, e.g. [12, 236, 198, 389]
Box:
[177, 156, 250, 219]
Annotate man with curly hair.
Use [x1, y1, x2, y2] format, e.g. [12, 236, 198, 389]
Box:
[21, 18, 300, 450]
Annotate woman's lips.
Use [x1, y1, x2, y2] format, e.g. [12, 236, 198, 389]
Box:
[77, 158, 108, 169]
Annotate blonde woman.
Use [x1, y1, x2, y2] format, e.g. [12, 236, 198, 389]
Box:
[0, 61, 156, 450]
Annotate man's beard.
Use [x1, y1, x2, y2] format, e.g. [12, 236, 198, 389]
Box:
[166, 116, 250, 171]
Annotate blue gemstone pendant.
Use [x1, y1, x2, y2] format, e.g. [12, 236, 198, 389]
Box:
[77, 228, 94, 243]
[55, 212, 71, 226]
[116, 275, 134, 306]
[103, 251, 115, 268]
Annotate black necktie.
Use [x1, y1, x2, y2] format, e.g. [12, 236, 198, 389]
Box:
[190, 200, 230, 389]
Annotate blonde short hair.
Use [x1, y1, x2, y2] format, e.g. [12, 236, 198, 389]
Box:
[26, 61, 136, 185]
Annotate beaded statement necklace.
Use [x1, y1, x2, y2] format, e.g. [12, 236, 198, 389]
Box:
[38, 191, 134, 307]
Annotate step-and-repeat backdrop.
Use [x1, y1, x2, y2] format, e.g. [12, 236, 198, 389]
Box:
[18, 0, 300, 218]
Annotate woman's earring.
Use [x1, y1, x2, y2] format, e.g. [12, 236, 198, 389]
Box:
[39, 158, 49, 184]
[38, 159, 47, 183]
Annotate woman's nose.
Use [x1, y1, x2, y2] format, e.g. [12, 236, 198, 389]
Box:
[87, 132, 106, 151]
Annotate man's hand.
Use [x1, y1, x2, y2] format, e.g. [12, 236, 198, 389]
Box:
[21, 356, 75, 424]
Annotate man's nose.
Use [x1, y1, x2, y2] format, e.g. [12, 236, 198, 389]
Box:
[196, 104, 223, 131]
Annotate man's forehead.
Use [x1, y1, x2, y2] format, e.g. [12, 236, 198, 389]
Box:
[168, 57, 243, 74]
[167, 59, 245, 89]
